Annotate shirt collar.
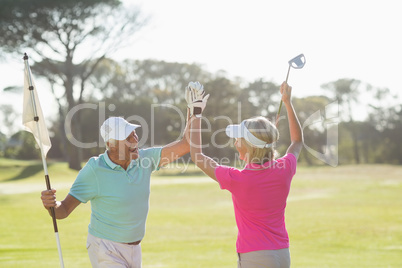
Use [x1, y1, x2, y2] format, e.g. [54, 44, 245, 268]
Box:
[102, 150, 118, 169]
[102, 150, 139, 170]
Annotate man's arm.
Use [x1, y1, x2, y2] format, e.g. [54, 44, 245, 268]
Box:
[41, 189, 81, 219]
[159, 81, 210, 167]
[158, 109, 191, 167]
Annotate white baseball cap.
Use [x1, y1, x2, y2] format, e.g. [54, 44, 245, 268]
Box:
[226, 120, 272, 148]
[100, 117, 141, 142]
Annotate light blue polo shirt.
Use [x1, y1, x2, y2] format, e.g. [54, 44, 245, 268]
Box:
[69, 147, 162, 243]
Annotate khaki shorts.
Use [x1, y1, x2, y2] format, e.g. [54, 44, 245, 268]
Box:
[238, 248, 290, 268]
[86, 233, 142, 268]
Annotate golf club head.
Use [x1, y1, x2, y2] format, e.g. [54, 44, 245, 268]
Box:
[288, 53, 306, 69]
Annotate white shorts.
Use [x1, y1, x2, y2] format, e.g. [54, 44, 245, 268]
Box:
[86, 233, 142, 268]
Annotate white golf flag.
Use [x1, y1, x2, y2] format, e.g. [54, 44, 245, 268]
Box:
[22, 62, 52, 157]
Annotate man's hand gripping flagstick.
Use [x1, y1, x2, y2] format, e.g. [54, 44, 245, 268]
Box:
[22, 53, 64, 268]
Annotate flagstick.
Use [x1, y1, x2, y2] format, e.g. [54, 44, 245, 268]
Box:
[23, 53, 65, 268]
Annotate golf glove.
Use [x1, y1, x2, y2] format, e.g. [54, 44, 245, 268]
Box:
[185, 81, 209, 116]
[185, 81, 204, 103]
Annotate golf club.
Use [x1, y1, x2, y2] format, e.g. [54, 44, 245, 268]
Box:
[276, 54, 306, 123]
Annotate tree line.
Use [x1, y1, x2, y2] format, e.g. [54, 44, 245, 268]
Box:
[2, 58, 402, 168]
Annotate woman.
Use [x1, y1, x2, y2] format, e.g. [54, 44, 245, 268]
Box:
[189, 81, 303, 268]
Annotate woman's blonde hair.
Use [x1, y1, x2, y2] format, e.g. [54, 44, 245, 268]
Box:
[242, 116, 279, 164]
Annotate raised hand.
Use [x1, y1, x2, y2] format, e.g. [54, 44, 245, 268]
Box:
[185, 81, 209, 116]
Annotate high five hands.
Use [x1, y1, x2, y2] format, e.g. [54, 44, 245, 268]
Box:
[185, 81, 209, 117]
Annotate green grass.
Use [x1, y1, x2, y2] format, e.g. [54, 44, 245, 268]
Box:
[1, 159, 401, 267]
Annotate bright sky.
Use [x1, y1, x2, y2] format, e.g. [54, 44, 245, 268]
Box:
[120, 0, 402, 96]
[1, 0, 401, 134]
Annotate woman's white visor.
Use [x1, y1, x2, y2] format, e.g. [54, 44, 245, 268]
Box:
[225, 121, 272, 148]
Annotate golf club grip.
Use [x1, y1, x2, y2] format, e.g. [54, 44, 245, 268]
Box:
[277, 65, 291, 117]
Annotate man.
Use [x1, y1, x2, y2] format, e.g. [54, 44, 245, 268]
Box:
[41, 82, 207, 267]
